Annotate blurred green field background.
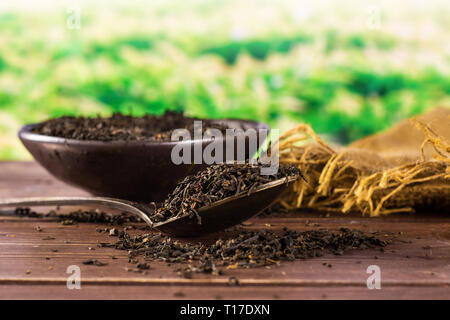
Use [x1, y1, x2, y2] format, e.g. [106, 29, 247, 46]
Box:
[1, 0, 449, 160]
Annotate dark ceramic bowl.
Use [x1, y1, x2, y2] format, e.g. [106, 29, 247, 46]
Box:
[19, 119, 269, 202]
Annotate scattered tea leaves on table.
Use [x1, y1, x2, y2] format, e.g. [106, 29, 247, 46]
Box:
[104, 227, 390, 277]
[15, 207, 144, 225]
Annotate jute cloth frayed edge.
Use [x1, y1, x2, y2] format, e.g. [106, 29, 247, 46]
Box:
[277, 116, 449, 216]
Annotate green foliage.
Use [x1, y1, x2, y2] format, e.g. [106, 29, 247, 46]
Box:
[347, 71, 406, 97]
[0, 2, 449, 160]
[200, 35, 312, 64]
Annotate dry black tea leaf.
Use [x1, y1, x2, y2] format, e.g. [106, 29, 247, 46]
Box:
[82, 259, 108, 266]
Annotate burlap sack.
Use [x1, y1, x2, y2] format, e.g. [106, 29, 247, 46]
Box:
[278, 107, 450, 216]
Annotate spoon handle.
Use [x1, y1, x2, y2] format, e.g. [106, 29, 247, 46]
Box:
[0, 197, 154, 227]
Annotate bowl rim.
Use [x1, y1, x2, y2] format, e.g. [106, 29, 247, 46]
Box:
[18, 119, 271, 147]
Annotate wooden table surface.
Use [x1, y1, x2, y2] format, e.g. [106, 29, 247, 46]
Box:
[0, 161, 449, 300]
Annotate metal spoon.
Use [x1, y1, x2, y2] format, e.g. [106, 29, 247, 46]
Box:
[0, 176, 297, 237]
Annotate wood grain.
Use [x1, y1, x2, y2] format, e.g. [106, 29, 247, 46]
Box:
[0, 162, 449, 299]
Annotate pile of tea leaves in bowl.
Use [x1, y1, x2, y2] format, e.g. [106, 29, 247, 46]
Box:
[150, 162, 303, 224]
[32, 110, 232, 142]
[104, 227, 390, 276]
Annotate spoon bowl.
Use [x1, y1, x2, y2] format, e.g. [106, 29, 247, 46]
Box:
[154, 175, 297, 236]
